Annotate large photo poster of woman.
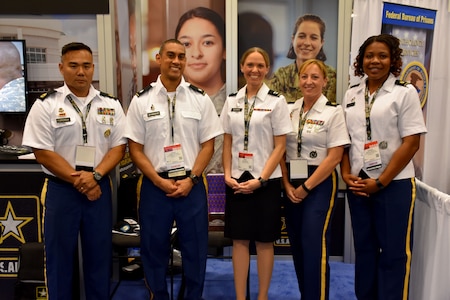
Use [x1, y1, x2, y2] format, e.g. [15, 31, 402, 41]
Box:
[238, 0, 338, 103]
[143, 0, 226, 113]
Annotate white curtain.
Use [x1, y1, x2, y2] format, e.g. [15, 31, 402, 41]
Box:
[412, 179, 450, 300]
[350, 0, 450, 193]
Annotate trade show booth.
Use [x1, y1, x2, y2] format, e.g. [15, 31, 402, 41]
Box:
[1, 0, 449, 299]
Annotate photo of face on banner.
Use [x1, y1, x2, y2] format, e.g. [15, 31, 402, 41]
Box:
[143, 1, 225, 105]
[238, 1, 338, 102]
[142, 1, 225, 175]
[175, 6, 226, 115]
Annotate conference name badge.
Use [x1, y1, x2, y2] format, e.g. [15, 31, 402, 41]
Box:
[290, 159, 308, 179]
[363, 141, 382, 171]
[238, 152, 254, 171]
[75, 145, 95, 169]
[164, 143, 185, 170]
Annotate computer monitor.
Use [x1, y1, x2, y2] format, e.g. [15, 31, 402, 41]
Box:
[0, 39, 28, 114]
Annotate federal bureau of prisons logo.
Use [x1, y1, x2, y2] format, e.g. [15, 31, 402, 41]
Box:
[400, 61, 428, 108]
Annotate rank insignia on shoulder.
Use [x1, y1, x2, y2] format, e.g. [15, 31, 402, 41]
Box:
[350, 83, 360, 89]
[136, 85, 153, 97]
[100, 91, 118, 100]
[189, 84, 205, 95]
[228, 92, 238, 97]
[39, 90, 56, 101]
[395, 80, 409, 87]
[326, 101, 337, 106]
[268, 90, 280, 97]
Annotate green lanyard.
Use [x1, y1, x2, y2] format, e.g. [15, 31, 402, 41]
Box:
[167, 94, 176, 144]
[297, 103, 310, 158]
[364, 82, 383, 141]
[243, 94, 256, 151]
[67, 95, 92, 145]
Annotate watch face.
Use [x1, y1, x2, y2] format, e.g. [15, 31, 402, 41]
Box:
[94, 172, 102, 181]
[190, 174, 199, 184]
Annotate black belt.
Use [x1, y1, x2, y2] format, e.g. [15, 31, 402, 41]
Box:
[46, 174, 106, 186]
[158, 170, 191, 180]
[45, 175, 71, 186]
[75, 166, 94, 172]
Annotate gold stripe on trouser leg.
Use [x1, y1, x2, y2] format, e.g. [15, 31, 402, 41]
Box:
[136, 174, 143, 212]
[402, 178, 416, 300]
[40, 178, 49, 298]
[320, 171, 337, 300]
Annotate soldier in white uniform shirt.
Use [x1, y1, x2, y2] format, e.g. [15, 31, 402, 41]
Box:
[126, 39, 223, 300]
[341, 34, 427, 300]
[280, 59, 350, 300]
[220, 47, 292, 300]
[23, 42, 126, 299]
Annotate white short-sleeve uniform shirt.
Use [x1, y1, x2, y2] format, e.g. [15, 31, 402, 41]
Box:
[22, 84, 127, 176]
[220, 83, 292, 179]
[342, 73, 427, 179]
[125, 76, 223, 173]
[285, 94, 350, 165]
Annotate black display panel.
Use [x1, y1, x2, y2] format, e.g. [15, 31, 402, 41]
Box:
[2, 0, 109, 14]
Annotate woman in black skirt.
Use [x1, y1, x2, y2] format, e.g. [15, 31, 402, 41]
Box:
[219, 47, 292, 300]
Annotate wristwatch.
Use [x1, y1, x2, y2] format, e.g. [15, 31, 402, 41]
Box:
[375, 178, 385, 190]
[93, 171, 103, 182]
[258, 177, 268, 188]
[189, 173, 200, 185]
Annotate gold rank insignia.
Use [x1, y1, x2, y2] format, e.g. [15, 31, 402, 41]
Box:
[58, 107, 66, 117]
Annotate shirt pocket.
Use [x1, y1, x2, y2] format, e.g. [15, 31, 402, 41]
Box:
[181, 110, 201, 121]
[95, 114, 117, 126]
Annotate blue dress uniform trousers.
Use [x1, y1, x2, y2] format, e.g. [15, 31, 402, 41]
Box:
[347, 178, 415, 300]
[42, 176, 112, 300]
[284, 168, 337, 300]
[138, 175, 208, 300]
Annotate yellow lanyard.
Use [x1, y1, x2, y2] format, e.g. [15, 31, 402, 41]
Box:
[67, 95, 92, 145]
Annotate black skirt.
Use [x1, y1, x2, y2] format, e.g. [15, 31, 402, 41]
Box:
[224, 173, 282, 242]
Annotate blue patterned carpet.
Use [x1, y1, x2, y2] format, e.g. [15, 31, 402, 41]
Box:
[111, 258, 356, 299]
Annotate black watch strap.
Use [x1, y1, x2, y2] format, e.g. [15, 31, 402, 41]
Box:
[258, 177, 268, 187]
[375, 178, 385, 190]
[189, 174, 199, 184]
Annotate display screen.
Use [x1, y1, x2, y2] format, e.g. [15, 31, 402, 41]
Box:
[0, 40, 27, 113]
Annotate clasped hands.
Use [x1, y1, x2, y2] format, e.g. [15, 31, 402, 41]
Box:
[156, 177, 194, 198]
[72, 171, 102, 201]
[284, 183, 308, 204]
[344, 174, 380, 197]
[225, 177, 259, 194]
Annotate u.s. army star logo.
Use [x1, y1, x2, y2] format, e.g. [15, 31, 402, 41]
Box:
[0, 201, 33, 244]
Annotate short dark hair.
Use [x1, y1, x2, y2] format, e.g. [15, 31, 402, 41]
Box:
[159, 39, 184, 54]
[353, 34, 403, 77]
[61, 42, 92, 56]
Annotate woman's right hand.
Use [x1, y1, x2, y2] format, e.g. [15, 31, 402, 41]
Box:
[342, 173, 369, 197]
[284, 182, 303, 203]
[224, 176, 239, 189]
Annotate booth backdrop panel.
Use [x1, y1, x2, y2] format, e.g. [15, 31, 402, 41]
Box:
[0, 160, 45, 300]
